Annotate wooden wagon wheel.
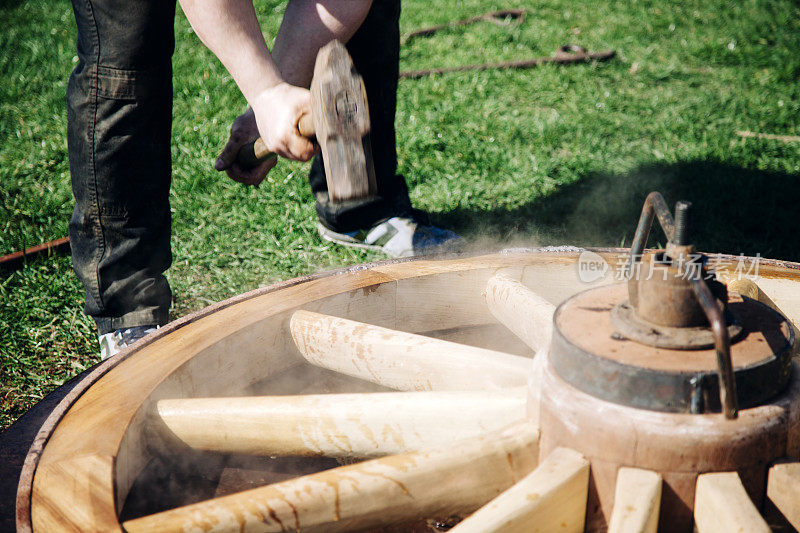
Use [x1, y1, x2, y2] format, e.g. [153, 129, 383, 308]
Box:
[7, 248, 800, 532]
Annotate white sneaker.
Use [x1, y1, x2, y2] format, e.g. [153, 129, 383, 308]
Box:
[318, 216, 463, 258]
[98, 325, 158, 360]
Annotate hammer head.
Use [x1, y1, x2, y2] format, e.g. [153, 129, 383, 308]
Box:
[311, 40, 377, 202]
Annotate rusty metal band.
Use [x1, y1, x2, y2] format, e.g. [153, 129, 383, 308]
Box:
[548, 301, 795, 414]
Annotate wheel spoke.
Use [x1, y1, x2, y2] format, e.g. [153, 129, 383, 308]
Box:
[154, 389, 527, 457]
[449, 447, 589, 533]
[123, 421, 540, 533]
[484, 273, 554, 422]
[607, 467, 662, 533]
[694, 471, 770, 532]
[290, 310, 531, 390]
[767, 460, 800, 529]
[485, 273, 555, 353]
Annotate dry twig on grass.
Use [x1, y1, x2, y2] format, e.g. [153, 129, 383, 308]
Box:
[736, 130, 800, 144]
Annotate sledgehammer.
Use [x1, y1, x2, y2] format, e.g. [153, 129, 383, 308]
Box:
[235, 40, 377, 202]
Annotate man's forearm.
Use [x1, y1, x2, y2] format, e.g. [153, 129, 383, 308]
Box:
[183, 0, 373, 166]
[272, 0, 373, 87]
[179, 0, 372, 102]
[179, 0, 284, 104]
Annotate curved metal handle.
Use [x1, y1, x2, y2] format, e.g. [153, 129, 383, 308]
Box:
[625, 192, 675, 279]
[689, 276, 738, 419]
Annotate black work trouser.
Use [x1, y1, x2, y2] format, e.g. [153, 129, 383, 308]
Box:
[68, 0, 176, 334]
[68, 0, 409, 335]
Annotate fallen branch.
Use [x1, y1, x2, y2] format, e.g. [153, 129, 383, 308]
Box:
[736, 130, 800, 143]
[400, 9, 614, 79]
[0, 237, 70, 273]
[400, 47, 616, 79]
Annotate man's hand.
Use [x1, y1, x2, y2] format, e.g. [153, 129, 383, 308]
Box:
[180, 0, 368, 186]
[215, 108, 276, 186]
[215, 83, 317, 186]
[251, 82, 317, 161]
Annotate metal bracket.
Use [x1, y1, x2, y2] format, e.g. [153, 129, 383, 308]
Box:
[624, 192, 739, 419]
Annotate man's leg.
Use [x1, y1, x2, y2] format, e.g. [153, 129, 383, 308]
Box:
[309, 1, 461, 257]
[309, 0, 413, 233]
[68, 0, 176, 338]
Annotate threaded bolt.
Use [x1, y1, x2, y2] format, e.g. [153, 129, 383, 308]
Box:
[673, 201, 692, 245]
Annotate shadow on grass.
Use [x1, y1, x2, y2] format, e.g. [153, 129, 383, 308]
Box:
[438, 159, 800, 262]
[0, 0, 23, 10]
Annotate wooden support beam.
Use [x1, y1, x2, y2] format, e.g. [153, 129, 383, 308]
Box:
[767, 461, 800, 529]
[484, 273, 555, 353]
[449, 447, 589, 533]
[123, 421, 540, 533]
[694, 472, 770, 533]
[154, 389, 527, 457]
[290, 310, 531, 391]
[607, 468, 662, 533]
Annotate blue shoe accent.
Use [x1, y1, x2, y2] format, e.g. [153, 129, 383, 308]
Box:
[318, 216, 462, 257]
[411, 224, 463, 255]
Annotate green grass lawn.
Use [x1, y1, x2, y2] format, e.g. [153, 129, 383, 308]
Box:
[2, 0, 799, 430]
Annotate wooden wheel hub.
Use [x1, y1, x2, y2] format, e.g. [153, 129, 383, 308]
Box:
[538, 193, 800, 531]
[541, 283, 800, 531]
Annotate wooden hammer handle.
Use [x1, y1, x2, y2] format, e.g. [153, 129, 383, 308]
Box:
[235, 112, 315, 168]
